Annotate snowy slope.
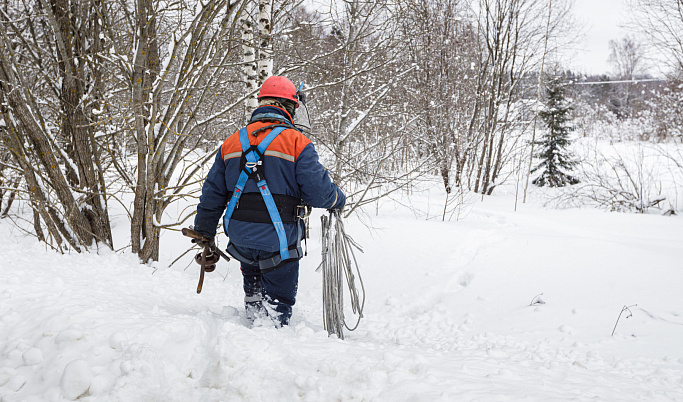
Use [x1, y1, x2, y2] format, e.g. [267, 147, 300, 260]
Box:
[1, 186, 683, 401]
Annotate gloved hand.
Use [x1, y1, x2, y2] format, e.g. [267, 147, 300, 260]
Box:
[298, 91, 306, 106]
[191, 237, 215, 248]
[327, 207, 343, 216]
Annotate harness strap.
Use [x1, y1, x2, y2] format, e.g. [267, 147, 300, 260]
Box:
[256, 178, 290, 260]
[226, 242, 303, 273]
[223, 128, 249, 226]
[223, 126, 292, 262]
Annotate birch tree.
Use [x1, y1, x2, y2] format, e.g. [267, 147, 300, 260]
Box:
[239, 1, 259, 116]
[257, 0, 274, 81]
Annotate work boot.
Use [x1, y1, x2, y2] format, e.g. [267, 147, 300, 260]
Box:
[244, 296, 266, 322]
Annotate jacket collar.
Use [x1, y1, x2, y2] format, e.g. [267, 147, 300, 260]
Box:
[250, 106, 293, 124]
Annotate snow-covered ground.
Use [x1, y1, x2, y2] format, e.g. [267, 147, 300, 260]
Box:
[1, 184, 682, 401]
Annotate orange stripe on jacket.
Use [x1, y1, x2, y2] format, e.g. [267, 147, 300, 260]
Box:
[221, 120, 311, 162]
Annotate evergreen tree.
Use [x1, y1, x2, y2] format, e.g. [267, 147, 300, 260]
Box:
[532, 76, 580, 187]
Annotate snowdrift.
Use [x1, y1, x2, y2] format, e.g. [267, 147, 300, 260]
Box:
[1, 186, 682, 401]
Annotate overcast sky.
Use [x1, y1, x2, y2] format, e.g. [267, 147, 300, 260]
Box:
[569, 0, 632, 76]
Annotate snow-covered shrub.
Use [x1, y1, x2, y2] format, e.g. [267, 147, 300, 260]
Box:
[572, 100, 612, 139]
[647, 83, 683, 142]
[572, 82, 683, 143]
[555, 140, 682, 213]
[586, 112, 659, 143]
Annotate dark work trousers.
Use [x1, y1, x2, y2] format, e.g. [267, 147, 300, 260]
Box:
[232, 244, 299, 326]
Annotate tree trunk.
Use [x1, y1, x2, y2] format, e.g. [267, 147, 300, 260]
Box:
[0, 78, 93, 248]
[258, 0, 273, 83]
[0, 110, 78, 251]
[131, 0, 159, 260]
[127, 0, 243, 262]
[241, 3, 258, 120]
[51, 0, 113, 247]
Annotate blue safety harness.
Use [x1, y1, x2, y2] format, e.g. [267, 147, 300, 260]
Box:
[223, 123, 303, 270]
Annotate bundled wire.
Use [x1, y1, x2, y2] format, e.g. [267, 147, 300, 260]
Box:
[317, 209, 365, 339]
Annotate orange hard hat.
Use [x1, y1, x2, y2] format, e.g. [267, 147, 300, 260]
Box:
[258, 76, 299, 107]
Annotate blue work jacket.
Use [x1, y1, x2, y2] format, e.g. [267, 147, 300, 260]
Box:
[194, 106, 345, 251]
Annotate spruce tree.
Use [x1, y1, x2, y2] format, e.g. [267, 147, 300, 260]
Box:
[532, 76, 580, 187]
